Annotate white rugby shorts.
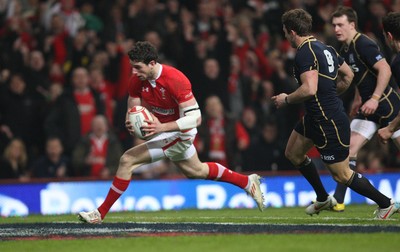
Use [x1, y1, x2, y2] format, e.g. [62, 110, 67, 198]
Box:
[145, 128, 197, 162]
[350, 118, 400, 139]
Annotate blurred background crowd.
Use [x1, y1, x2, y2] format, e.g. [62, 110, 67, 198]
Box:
[1, 0, 399, 181]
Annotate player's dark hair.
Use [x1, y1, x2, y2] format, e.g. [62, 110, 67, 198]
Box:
[331, 6, 358, 30]
[382, 12, 400, 40]
[127, 41, 158, 64]
[281, 9, 312, 36]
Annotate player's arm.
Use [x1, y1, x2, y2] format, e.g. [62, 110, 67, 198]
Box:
[356, 37, 391, 100]
[144, 97, 201, 134]
[291, 70, 318, 103]
[378, 113, 400, 144]
[361, 59, 391, 115]
[126, 96, 141, 120]
[127, 96, 141, 110]
[336, 61, 354, 95]
[279, 70, 318, 106]
[272, 70, 318, 108]
[176, 97, 202, 130]
[372, 59, 391, 99]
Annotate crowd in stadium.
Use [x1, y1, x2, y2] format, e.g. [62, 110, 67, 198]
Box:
[0, 0, 399, 180]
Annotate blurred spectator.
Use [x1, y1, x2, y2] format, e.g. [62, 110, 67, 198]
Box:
[261, 0, 284, 35]
[100, 3, 126, 43]
[163, 1, 185, 66]
[89, 66, 115, 125]
[64, 28, 92, 75]
[392, 0, 400, 12]
[72, 115, 122, 178]
[196, 58, 229, 111]
[196, 95, 249, 171]
[30, 136, 70, 178]
[47, 81, 64, 103]
[44, 67, 105, 155]
[22, 50, 50, 98]
[267, 49, 297, 95]
[228, 54, 252, 118]
[242, 118, 294, 171]
[254, 79, 276, 118]
[104, 39, 133, 101]
[144, 30, 168, 63]
[43, 13, 70, 66]
[0, 14, 31, 73]
[0, 0, 397, 174]
[80, 1, 103, 33]
[125, 0, 167, 42]
[255, 79, 300, 142]
[40, 81, 64, 118]
[241, 106, 261, 146]
[0, 73, 45, 160]
[42, 0, 85, 37]
[0, 138, 29, 180]
[48, 62, 66, 85]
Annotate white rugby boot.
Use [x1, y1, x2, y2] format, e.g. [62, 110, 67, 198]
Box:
[374, 200, 400, 220]
[305, 195, 337, 216]
[245, 174, 265, 212]
[78, 209, 102, 224]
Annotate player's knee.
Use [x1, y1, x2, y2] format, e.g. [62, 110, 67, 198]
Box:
[349, 141, 361, 157]
[284, 150, 300, 165]
[180, 163, 208, 179]
[184, 172, 198, 179]
[119, 152, 135, 169]
[348, 148, 358, 158]
[331, 174, 342, 183]
[331, 171, 350, 184]
[182, 169, 202, 179]
[284, 149, 293, 162]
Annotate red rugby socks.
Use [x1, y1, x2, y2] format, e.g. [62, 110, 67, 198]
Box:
[97, 176, 130, 219]
[206, 162, 249, 189]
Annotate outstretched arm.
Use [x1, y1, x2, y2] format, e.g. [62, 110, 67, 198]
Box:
[272, 70, 318, 108]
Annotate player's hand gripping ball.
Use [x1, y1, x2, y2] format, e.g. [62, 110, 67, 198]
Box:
[128, 106, 153, 139]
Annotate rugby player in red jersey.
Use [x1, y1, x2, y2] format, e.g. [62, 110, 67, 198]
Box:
[78, 41, 264, 223]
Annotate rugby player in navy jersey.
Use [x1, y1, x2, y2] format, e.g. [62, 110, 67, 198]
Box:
[272, 8, 399, 219]
[379, 12, 400, 143]
[331, 6, 400, 212]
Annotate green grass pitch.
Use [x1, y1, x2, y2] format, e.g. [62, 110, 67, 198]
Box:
[1, 204, 399, 252]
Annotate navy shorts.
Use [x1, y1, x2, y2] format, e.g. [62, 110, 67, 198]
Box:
[295, 112, 350, 164]
[354, 87, 400, 126]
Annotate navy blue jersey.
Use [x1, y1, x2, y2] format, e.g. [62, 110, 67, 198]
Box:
[339, 33, 392, 102]
[392, 52, 400, 85]
[294, 37, 345, 121]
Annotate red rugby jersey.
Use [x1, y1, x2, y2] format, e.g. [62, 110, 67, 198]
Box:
[128, 64, 194, 123]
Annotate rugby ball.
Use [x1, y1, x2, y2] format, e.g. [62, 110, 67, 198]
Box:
[128, 106, 153, 139]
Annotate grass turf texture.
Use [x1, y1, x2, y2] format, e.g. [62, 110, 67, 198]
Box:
[1, 234, 399, 252]
[1, 205, 399, 252]
[2, 204, 399, 225]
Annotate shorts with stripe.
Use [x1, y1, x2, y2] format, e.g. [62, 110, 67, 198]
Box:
[145, 128, 197, 162]
[354, 87, 400, 127]
[294, 112, 350, 164]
